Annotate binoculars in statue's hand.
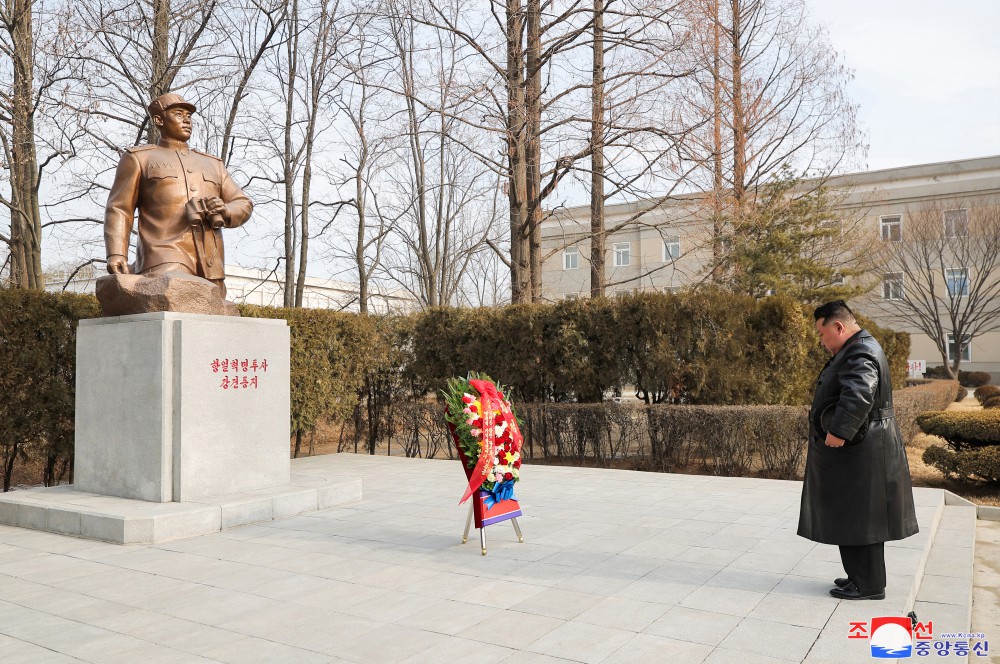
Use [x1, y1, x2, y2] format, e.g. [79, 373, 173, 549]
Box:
[185, 197, 226, 229]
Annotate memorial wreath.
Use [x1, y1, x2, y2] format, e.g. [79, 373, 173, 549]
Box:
[443, 373, 523, 506]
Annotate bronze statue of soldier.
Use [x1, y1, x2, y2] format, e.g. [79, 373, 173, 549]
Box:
[104, 93, 252, 299]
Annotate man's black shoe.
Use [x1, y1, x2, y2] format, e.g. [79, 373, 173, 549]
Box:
[829, 582, 885, 600]
[834, 577, 850, 588]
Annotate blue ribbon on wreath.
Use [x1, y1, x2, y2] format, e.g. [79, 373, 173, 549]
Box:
[484, 480, 517, 509]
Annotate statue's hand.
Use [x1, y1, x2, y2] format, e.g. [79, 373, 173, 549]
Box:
[107, 255, 130, 275]
[203, 196, 229, 228]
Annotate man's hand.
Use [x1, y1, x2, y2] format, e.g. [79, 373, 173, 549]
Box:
[106, 254, 130, 274]
[202, 196, 229, 228]
[824, 432, 846, 448]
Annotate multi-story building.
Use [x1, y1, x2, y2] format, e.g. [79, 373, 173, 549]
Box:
[541, 156, 1000, 380]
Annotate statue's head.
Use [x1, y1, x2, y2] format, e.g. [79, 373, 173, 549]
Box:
[148, 93, 197, 143]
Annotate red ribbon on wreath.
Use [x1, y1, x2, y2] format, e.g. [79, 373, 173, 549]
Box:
[459, 379, 523, 505]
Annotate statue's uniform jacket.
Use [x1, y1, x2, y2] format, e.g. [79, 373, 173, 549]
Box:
[797, 329, 919, 546]
[105, 142, 253, 280]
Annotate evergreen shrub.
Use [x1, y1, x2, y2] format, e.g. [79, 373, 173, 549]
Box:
[916, 410, 1000, 450]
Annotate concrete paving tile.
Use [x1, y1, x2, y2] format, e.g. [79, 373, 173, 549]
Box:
[199, 636, 333, 663]
[500, 652, 583, 664]
[912, 600, 971, 635]
[646, 561, 719, 585]
[0, 637, 90, 663]
[747, 594, 838, 630]
[924, 544, 975, 579]
[917, 574, 973, 606]
[600, 632, 713, 663]
[672, 547, 743, 567]
[509, 588, 604, 620]
[703, 568, 784, 593]
[263, 612, 385, 654]
[769, 575, 841, 602]
[526, 621, 635, 664]
[457, 609, 564, 649]
[334, 624, 450, 664]
[56, 568, 188, 605]
[459, 578, 551, 609]
[395, 598, 501, 635]
[717, 523, 776, 539]
[342, 589, 433, 622]
[540, 549, 615, 568]
[719, 617, 820, 661]
[699, 533, 762, 552]
[616, 579, 700, 605]
[572, 596, 669, 632]
[680, 586, 767, 617]
[704, 648, 792, 664]
[730, 552, 805, 574]
[643, 605, 741, 646]
[130, 618, 245, 655]
[291, 579, 393, 613]
[0, 552, 107, 585]
[401, 635, 514, 664]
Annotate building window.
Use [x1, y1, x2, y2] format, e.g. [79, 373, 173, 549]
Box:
[882, 272, 903, 300]
[880, 215, 902, 242]
[943, 209, 968, 238]
[820, 220, 841, 245]
[946, 267, 969, 297]
[830, 273, 845, 286]
[663, 237, 681, 261]
[613, 242, 631, 267]
[564, 293, 580, 300]
[563, 246, 579, 270]
[947, 334, 972, 362]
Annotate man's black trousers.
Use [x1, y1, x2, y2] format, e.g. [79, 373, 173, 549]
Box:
[839, 542, 886, 592]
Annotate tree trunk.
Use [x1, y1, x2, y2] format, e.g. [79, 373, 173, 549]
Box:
[7, 0, 43, 290]
[282, 0, 299, 308]
[526, 0, 542, 301]
[730, 0, 746, 207]
[356, 164, 369, 314]
[711, 0, 725, 282]
[506, 0, 530, 304]
[148, 0, 170, 143]
[589, 0, 605, 298]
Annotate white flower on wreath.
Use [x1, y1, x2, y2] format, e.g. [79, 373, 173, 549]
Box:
[495, 421, 507, 437]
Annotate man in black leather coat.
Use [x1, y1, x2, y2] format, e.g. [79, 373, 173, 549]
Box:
[798, 301, 919, 600]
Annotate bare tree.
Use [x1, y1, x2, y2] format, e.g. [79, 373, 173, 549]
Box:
[675, 0, 864, 280]
[873, 199, 1000, 378]
[266, 0, 348, 307]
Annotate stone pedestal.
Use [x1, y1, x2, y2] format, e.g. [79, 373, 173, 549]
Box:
[74, 312, 291, 503]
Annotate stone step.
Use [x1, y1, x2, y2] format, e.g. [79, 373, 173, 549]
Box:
[0, 461, 362, 545]
[909, 503, 978, 662]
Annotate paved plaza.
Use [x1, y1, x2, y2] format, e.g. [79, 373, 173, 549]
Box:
[0, 454, 983, 663]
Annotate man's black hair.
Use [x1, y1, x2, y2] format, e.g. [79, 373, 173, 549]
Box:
[814, 300, 856, 324]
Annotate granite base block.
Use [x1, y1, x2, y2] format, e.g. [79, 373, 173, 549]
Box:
[0, 466, 362, 545]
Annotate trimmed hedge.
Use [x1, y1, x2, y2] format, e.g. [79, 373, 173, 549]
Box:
[923, 445, 1000, 484]
[984, 397, 1000, 410]
[956, 386, 969, 402]
[975, 385, 1000, 404]
[0, 288, 913, 488]
[0, 289, 100, 490]
[894, 380, 960, 445]
[925, 366, 992, 387]
[917, 410, 1000, 450]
